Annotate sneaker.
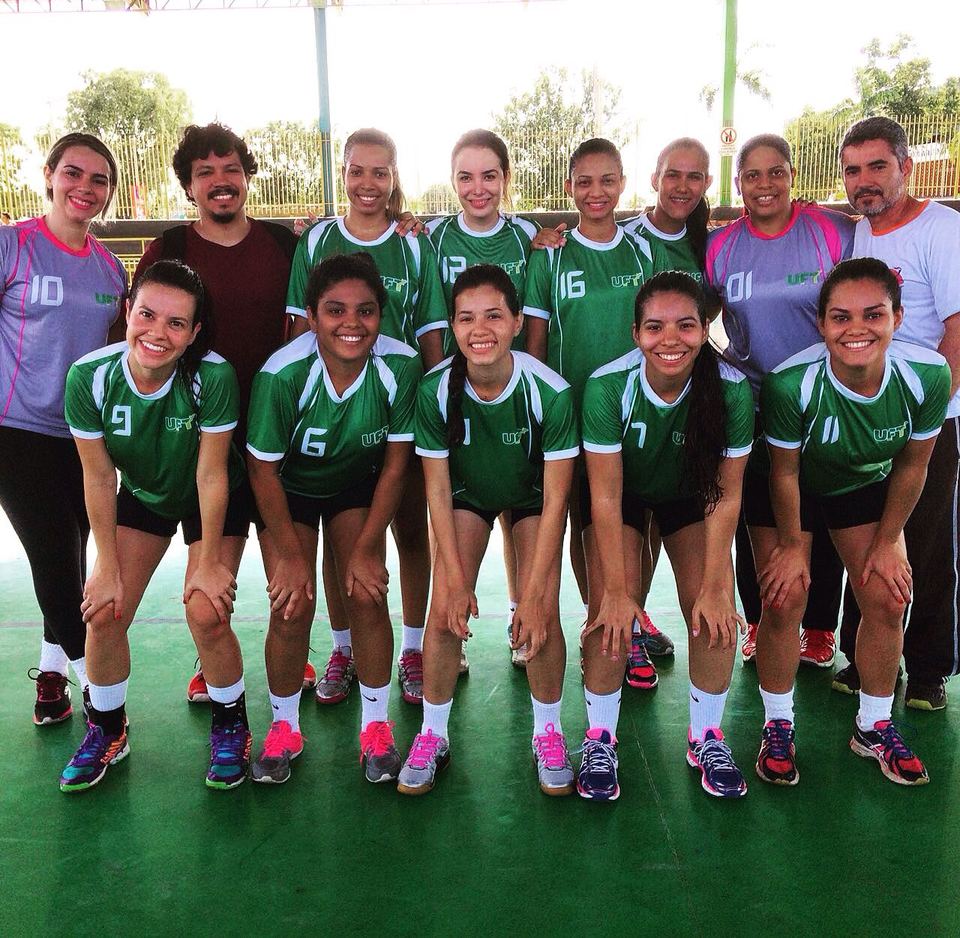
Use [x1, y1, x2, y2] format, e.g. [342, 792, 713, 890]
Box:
[59, 723, 130, 793]
[458, 647, 470, 676]
[576, 728, 619, 801]
[315, 646, 356, 705]
[30, 669, 72, 725]
[302, 660, 318, 691]
[187, 666, 210, 704]
[532, 723, 574, 796]
[206, 720, 252, 790]
[741, 623, 759, 663]
[637, 610, 675, 657]
[832, 662, 904, 696]
[799, 629, 836, 668]
[511, 643, 529, 669]
[360, 720, 402, 783]
[250, 721, 304, 785]
[398, 649, 424, 705]
[905, 678, 947, 712]
[850, 719, 929, 785]
[626, 634, 658, 690]
[397, 730, 450, 795]
[755, 719, 799, 786]
[687, 728, 747, 798]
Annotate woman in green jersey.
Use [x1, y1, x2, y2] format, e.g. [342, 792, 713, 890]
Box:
[247, 253, 420, 785]
[286, 129, 438, 709]
[759, 258, 950, 787]
[579, 271, 754, 801]
[397, 265, 578, 796]
[59, 260, 249, 793]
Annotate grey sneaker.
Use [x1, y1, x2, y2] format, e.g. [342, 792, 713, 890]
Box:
[250, 720, 303, 785]
[397, 730, 450, 795]
[511, 643, 530, 668]
[398, 649, 423, 704]
[315, 646, 355, 705]
[532, 723, 574, 796]
[359, 721, 402, 783]
[637, 611, 675, 657]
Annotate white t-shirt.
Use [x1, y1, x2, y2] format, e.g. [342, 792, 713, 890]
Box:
[854, 200, 960, 417]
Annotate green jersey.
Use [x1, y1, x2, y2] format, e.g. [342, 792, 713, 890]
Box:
[621, 213, 702, 281]
[415, 351, 579, 511]
[285, 217, 447, 349]
[522, 226, 663, 405]
[247, 331, 421, 498]
[582, 349, 754, 504]
[762, 341, 950, 497]
[65, 343, 242, 519]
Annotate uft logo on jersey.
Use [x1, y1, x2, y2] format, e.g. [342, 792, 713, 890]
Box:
[786, 271, 821, 286]
[166, 414, 196, 432]
[874, 421, 908, 443]
[611, 273, 644, 289]
[672, 431, 685, 446]
[362, 426, 389, 447]
[502, 428, 529, 446]
[381, 276, 408, 294]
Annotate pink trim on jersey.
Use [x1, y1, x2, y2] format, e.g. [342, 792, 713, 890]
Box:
[38, 215, 92, 258]
[0, 228, 35, 424]
[743, 202, 802, 240]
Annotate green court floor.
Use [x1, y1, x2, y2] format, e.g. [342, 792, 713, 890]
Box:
[1, 530, 958, 937]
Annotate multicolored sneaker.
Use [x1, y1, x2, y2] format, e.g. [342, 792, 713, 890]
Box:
[359, 720, 402, 783]
[398, 649, 424, 705]
[30, 669, 73, 725]
[315, 646, 356, 705]
[192, 663, 316, 703]
[250, 721, 304, 785]
[59, 723, 130, 793]
[532, 723, 574, 796]
[626, 634, 658, 690]
[850, 719, 929, 785]
[832, 662, 860, 695]
[206, 720, 252, 790]
[397, 730, 450, 795]
[687, 728, 747, 798]
[755, 719, 799, 786]
[741, 623, 759, 663]
[637, 610, 675, 657]
[799, 628, 836, 668]
[577, 728, 619, 801]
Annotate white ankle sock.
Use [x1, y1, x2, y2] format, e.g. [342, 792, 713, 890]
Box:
[689, 683, 729, 741]
[88, 679, 128, 713]
[331, 628, 352, 650]
[759, 686, 795, 724]
[858, 692, 893, 731]
[359, 681, 390, 729]
[268, 690, 301, 732]
[69, 657, 88, 691]
[207, 677, 245, 705]
[422, 698, 453, 740]
[584, 687, 621, 736]
[401, 624, 423, 653]
[39, 640, 68, 675]
[531, 695, 563, 735]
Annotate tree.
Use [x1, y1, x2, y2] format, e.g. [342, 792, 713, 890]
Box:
[412, 182, 458, 216]
[0, 123, 44, 219]
[66, 69, 191, 141]
[492, 68, 625, 210]
[244, 120, 328, 215]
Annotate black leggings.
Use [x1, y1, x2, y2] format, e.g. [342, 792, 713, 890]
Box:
[0, 426, 89, 660]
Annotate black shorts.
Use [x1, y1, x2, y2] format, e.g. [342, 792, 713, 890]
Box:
[451, 500, 542, 531]
[578, 474, 703, 538]
[811, 479, 889, 530]
[254, 473, 380, 534]
[116, 483, 251, 545]
[742, 466, 820, 532]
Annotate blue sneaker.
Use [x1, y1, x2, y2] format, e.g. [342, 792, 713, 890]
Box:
[576, 728, 619, 801]
[206, 720, 252, 790]
[59, 722, 130, 793]
[687, 728, 747, 798]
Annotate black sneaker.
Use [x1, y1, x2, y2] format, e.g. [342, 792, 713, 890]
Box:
[905, 678, 947, 712]
[576, 729, 620, 801]
[30, 669, 73, 725]
[832, 662, 903, 696]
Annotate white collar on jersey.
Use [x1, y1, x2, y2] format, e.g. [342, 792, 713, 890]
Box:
[456, 212, 506, 238]
[121, 349, 177, 400]
[570, 226, 624, 251]
[464, 351, 521, 405]
[638, 213, 687, 242]
[320, 357, 370, 404]
[825, 354, 893, 403]
[336, 215, 394, 247]
[639, 356, 692, 409]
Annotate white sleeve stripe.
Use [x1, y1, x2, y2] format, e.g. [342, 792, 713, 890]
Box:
[200, 421, 238, 434]
[722, 444, 753, 459]
[69, 428, 104, 440]
[246, 443, 285, 462]
[522, 306, 550, 321]
[544, 446, 580, 461]
[286, 305, 307, 318]
[765, 435, 801, 450]
[415, 321, 448, 337]
[911, 427, 942, 441]
[387, 433, 414, 442]
[583, 441, 622, 454]
[415, 446, 449, 459]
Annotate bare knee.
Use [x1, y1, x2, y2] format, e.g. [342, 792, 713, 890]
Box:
[86, 606, 129, 642]
[185, 592, 231, 645]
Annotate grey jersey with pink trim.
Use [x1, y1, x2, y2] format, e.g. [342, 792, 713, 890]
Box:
[0, 218, 126, 437]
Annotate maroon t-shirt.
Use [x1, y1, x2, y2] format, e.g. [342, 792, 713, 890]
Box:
[135, 220, 296, 441]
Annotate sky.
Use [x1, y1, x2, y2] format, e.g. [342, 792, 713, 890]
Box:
[2, 0, 958, 203]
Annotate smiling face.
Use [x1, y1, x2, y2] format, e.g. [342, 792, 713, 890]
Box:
[452, 284, 521, 368]
[343, 143, 395, 220]
[634, 289, 706, 384]
[308, 277, 381, 367]
[736, 145, 796, 226]
[652, 146, 712, 227]
[818, 278, 903, 373]
[841, 139, 912, 219]
[44, 145, 113, 226]
[186, 150, 250, 224]
[565, 151, 625, 225]
[126, 282, 200, 379]
[452, 145, 507, 230]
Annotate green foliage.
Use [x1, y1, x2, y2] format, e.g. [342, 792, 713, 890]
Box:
[492, 68, 625, 210]
[412, 182, 458, 215]
[66, 69, 191, 141]
[0, 123, 44, 218]
[244, 120, 328, 212]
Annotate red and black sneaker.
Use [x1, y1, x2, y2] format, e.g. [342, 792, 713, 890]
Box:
[755, 718, 799, 785]
[741, 623, 759, 663]
[625, 633, 658, 690]
[850, 719, 929, 786]
[30, 669, 72, 726]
